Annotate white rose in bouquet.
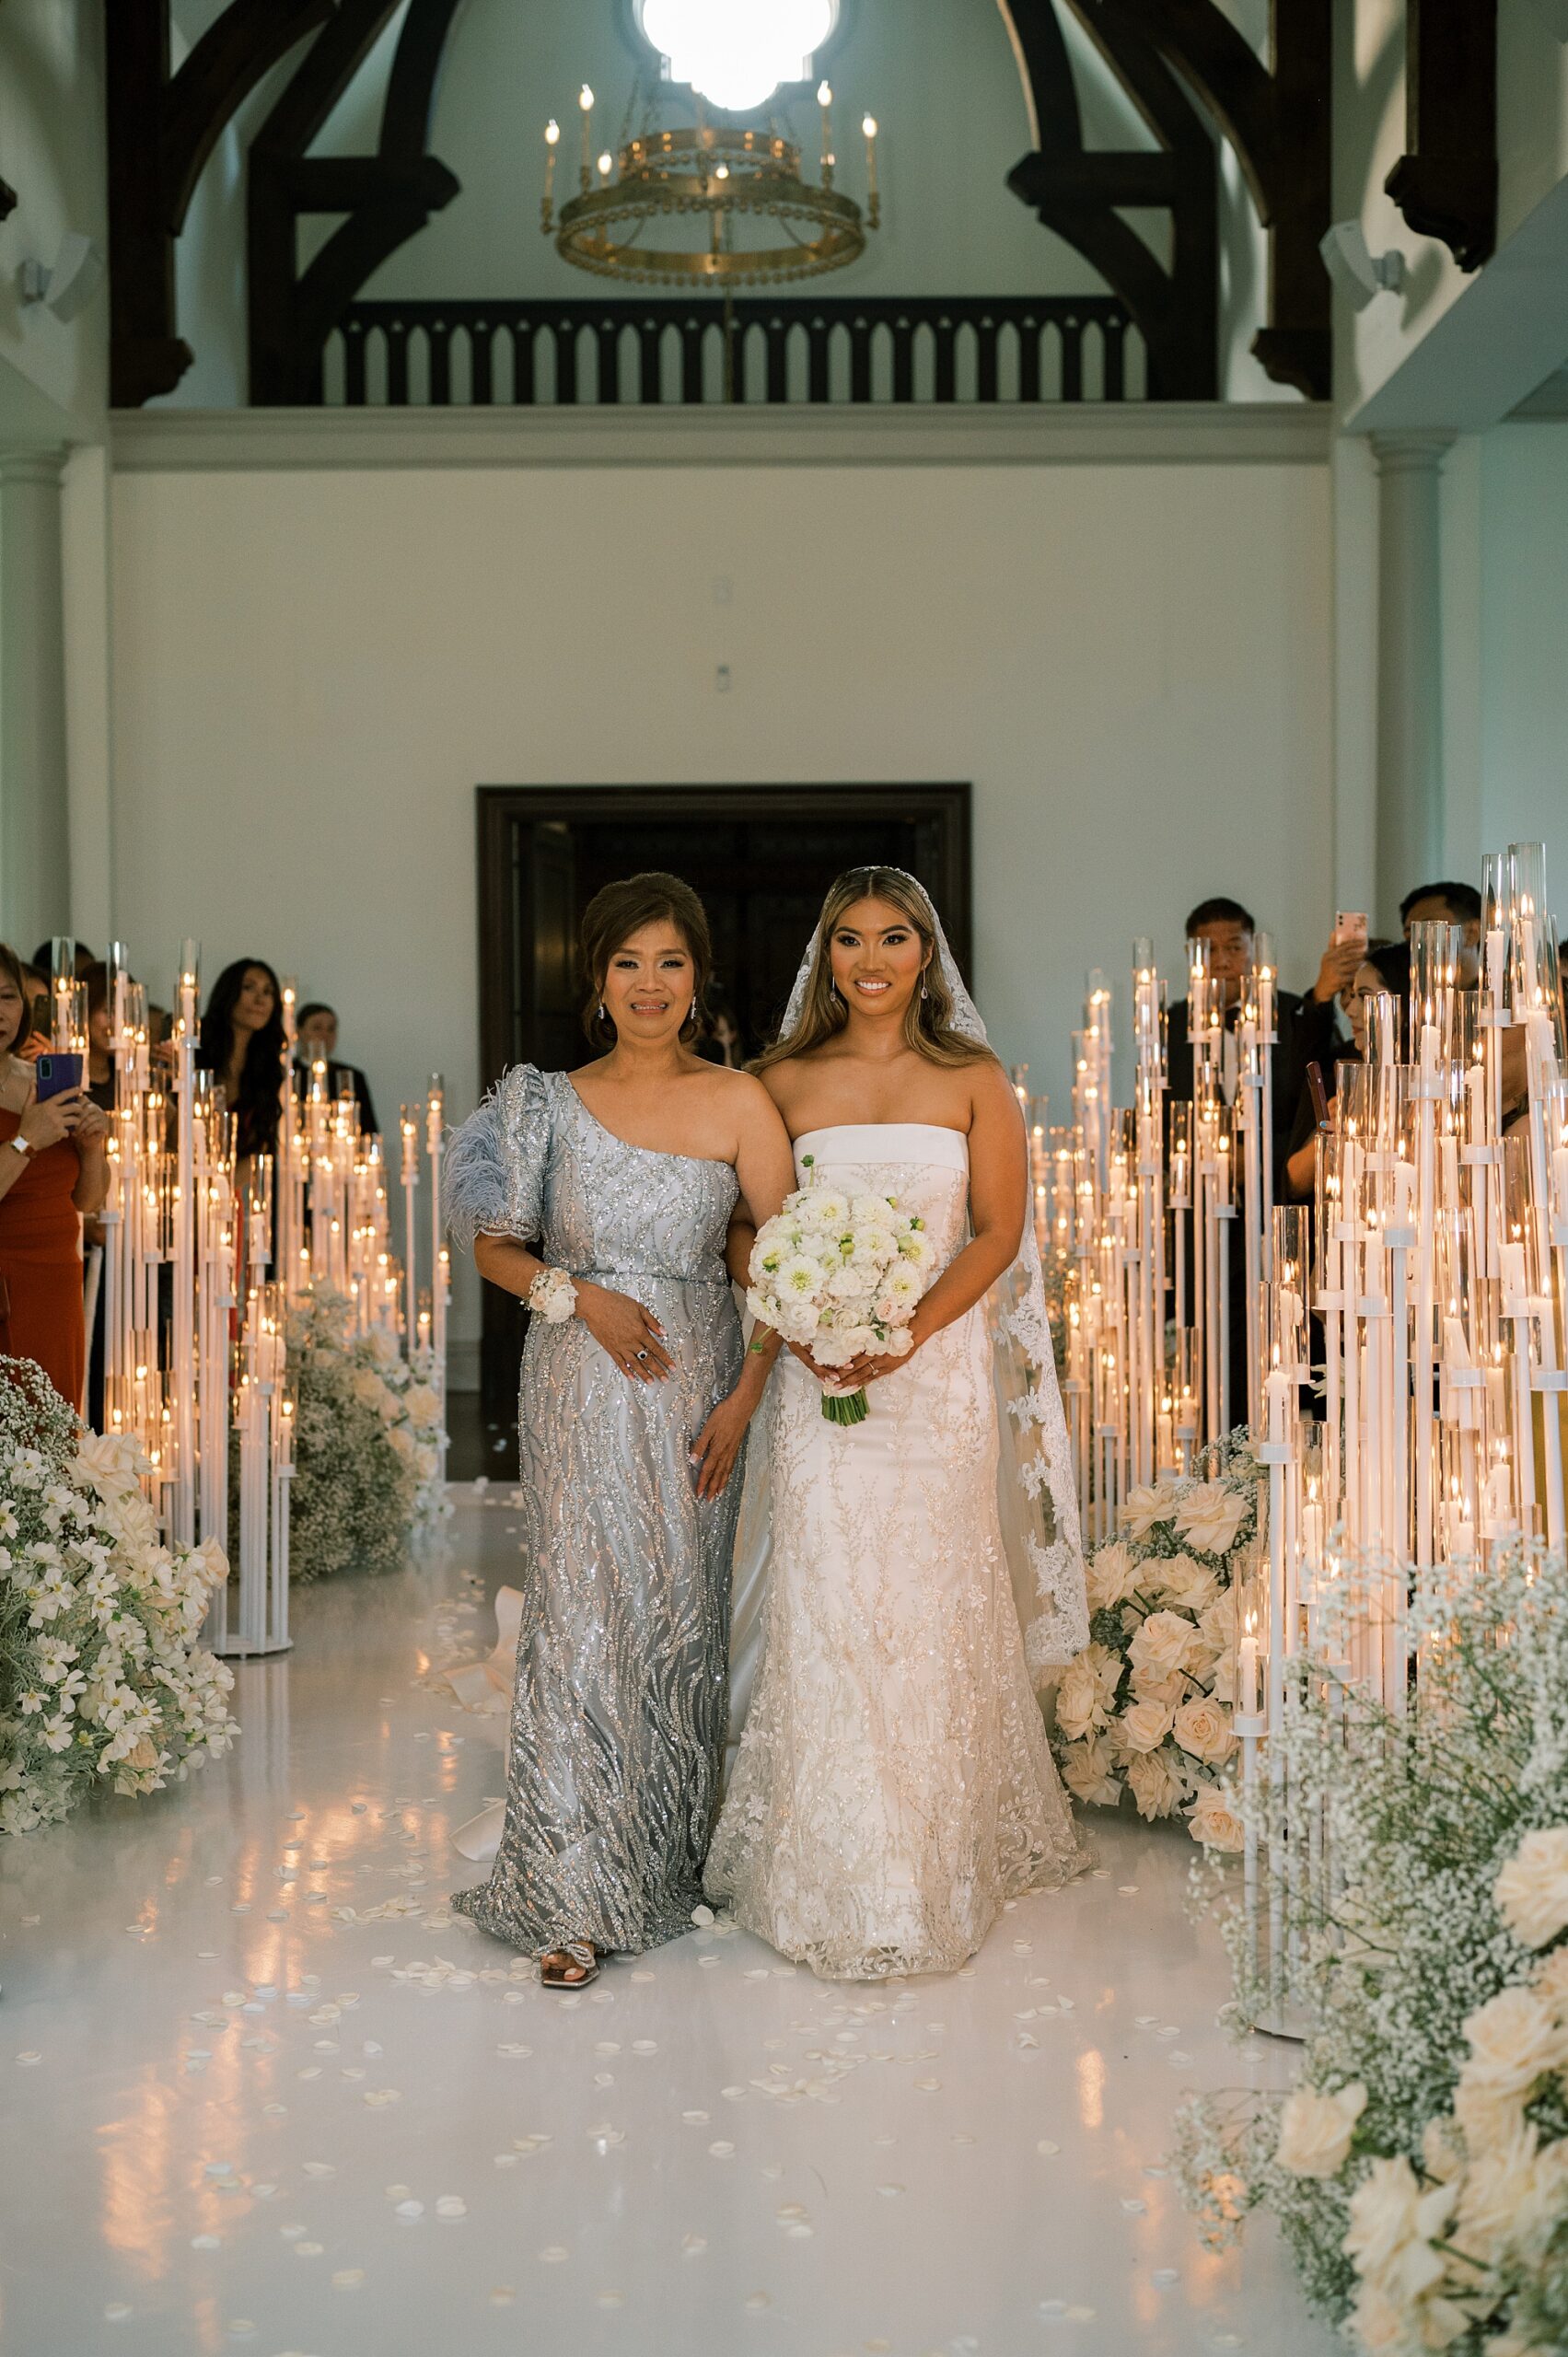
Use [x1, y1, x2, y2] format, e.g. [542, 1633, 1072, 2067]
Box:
[1174, 1480, 1249, 1559]
[1119, 1692, 1178, 1754]
[1060, 1733, 1122, 1806]
[747, 1157, 928, 1427]
[1172, 1694, 1237, 1767]
[1086, 1539, 1142, 1610]
[1121, 1478, 1180, 1541]
[1127, 1608, 1198, 1685]
[1273, 2081, 1365, 2178]
[1156, 1551, 1222, 1614]
[1125, 1747, 1182, 1819]
[1055, 1650, 1109, 1742]
[1494, 1827, 1568, 1951]
[1187, 1781, 1245, 1851]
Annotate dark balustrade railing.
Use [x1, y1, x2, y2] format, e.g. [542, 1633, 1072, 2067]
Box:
[322, 293, 1146, 409]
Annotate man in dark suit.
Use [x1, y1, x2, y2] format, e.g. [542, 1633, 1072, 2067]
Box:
[1166, 897, 1360, 1424]
[1167, 896, 1357, 1166]
[295, 1001, 378, 1136]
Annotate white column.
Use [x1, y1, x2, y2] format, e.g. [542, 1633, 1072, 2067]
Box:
[1372, 433, 1452, 934]
[0, 447, 70, 950]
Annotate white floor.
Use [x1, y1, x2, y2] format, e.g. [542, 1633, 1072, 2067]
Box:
[0, 1490, 1334, 2357]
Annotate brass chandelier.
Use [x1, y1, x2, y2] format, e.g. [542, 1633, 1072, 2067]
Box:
[540, 81, 880, 289]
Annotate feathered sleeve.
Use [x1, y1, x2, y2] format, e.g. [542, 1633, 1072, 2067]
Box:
[445, 1064, 551, 1251]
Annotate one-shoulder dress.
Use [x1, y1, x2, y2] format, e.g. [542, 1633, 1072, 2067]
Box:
[445, 1064, 745, 1956]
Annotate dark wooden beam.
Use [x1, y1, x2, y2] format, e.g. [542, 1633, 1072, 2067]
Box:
[1003, 0, 1219, 399]
[1385, 0, 1497, 271]
[248, 0, 462, 405]
[1003, 0, 1331, 402]
[105, 0, 333, 407]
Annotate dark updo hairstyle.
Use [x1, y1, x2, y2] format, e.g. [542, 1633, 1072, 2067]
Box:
[580, 873, 713, 1050]
[196, 958, 287, 1158]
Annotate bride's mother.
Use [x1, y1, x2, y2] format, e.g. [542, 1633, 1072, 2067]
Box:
[446, 873, 793, 1985]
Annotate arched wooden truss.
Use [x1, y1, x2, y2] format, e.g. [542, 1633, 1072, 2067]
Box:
[1000, 0, 1331, 401]
[104, 0, 1498, 411]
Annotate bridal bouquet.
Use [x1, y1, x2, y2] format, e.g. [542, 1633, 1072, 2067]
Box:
[747, 1156, 934, 1426]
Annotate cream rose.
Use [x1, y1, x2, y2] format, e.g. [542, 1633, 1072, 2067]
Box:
[71, 1431, 150, 1501]
[1120, 1479, 1179, 1541]
[1156, 1551, 1222, 1615]
[1342, 2157, 1453, 2301]
[1494, 1827, 1568, 1951]
[1060, 1735, 1121, 1807]
[1125, 1747, 1181, 1820]
[1459, 1984, 1567, 2104]
[1128, 1667, 1186, 1709]
[1055, 1655, 1105, 1744]
[1273, 2080, 1365, 2177]
[1455, 2120, 1560, 2264]
[1174, 1480, 1249, 1559]
[1188, 1783, 1245, 1852]
[1086, 1540, 1141, 1611]
[1172, 1693, 1236, 1767]
[1119, 1693, 1177, 1754]
[1128, 1608, 1198, 1686]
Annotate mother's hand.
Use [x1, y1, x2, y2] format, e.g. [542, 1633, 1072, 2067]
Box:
[575, 1281, 676, 1383]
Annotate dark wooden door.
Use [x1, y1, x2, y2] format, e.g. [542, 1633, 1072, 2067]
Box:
[474, 783, 971, 1417]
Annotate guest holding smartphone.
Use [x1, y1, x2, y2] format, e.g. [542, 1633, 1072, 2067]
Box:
[0, 943, 109, 1411]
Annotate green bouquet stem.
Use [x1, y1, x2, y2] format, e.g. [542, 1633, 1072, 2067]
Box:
[821, 1386, 869, 1426]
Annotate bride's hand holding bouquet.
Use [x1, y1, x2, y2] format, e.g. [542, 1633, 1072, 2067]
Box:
[745, 1156, 934, 1426]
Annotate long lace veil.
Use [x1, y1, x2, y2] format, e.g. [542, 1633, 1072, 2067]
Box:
[727, 874, 1087, 1742]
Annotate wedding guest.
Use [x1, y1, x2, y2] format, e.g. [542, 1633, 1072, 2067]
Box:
[196, 958, 287, 1166]
[0, 942, 110, 1410]
[1167, 898, 1358, 1162]
[1167, 900, 1356, 1416]
[31, 939, 98, 976]
[294, 1001, 377, 1134]
[82, 964, 116, 1110]
[1401, 880, 1481, 985]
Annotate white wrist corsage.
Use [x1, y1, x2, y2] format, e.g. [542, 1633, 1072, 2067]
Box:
[528, 1266, 577, 1324]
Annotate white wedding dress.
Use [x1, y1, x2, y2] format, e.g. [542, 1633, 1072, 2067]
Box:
[703, 1122, 1089, 1980]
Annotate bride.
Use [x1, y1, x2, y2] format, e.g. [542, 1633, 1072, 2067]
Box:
[703, 867, 1090, 1980]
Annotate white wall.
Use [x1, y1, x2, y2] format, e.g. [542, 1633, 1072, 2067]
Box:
[1478, 421, 1568, 889]
[109, 453, 1333, 1361]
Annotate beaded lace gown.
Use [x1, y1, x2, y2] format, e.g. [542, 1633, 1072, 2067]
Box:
[703, 1123, 1088, 1980]
[444, 1065, 744, 1956]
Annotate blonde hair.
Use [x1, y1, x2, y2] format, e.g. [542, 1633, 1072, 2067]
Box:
[758, 867, 991, 1072]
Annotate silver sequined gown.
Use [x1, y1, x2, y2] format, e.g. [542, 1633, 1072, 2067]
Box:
[445, 1064, 744, 1956]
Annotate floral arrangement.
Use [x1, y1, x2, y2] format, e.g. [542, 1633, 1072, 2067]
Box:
[1051, 1439, 1259, 1845]
[0, 1361, 237, 1836]
[285, 1291, 448, 1581]
[1175, 1540, 1568, 2351]
[746, 1157, 934, 1426]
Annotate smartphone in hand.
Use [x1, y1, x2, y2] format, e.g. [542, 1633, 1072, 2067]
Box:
[35, 1054, 84, 1104]
[1333, 911, 1369, 952]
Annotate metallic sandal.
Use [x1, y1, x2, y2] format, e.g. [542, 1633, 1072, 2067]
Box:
[539, 1941, 598, 1989]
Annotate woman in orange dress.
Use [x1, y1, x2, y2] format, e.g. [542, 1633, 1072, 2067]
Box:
[0, 945, 109, 1411]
